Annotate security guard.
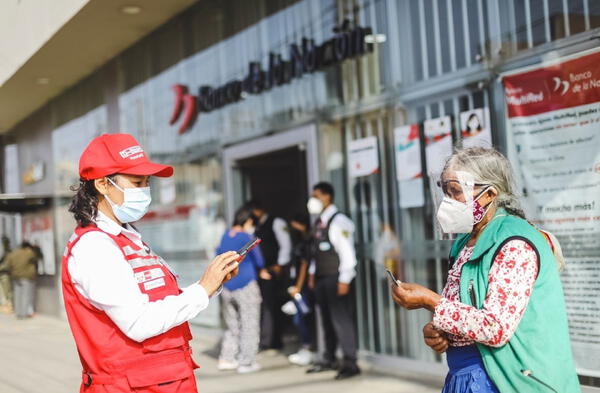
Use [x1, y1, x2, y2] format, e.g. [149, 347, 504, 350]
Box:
[62, 134, 239, 392]
[246, 200, 292, 350]
[306, 182, 360, 380]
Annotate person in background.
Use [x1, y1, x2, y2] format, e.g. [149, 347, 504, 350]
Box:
[0, 235, 13, 313]
[286, 212, 316, 366]
[246, 200, 292, 351]
[217, 206, 271, 374]
[306, 182, 360, 380]
[5, 241, 39, 319]
[391, 147, 580, 393]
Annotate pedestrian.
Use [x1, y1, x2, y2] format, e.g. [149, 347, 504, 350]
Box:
[305, 182, 360, 380]
[391, 147, 580, 393]
[0, 235, 13, 313]
[286, 212, 316, 366]
[62, 133, 240, 392]
[5, 241, 38, 319]
[216, 206, 270, 373]
[246, 200, 292, 351]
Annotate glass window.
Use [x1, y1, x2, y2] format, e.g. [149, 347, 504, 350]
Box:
[136, 157, 226, 327]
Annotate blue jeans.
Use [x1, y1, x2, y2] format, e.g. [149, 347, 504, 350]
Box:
[291, 289, 313, 347]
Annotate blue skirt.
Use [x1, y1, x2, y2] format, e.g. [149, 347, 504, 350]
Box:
[441, 345, 499, 393]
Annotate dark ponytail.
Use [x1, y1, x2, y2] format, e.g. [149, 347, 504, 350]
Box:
[68, 180, 100, 228]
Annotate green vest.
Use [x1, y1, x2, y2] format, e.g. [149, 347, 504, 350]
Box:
[450, 209, 580, 393]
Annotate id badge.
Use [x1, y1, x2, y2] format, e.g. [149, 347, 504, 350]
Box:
[319, 241, 332, 251]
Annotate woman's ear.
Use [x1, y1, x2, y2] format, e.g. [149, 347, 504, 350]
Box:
[94, 177, 109, 196]
[486, 186, 499, 203]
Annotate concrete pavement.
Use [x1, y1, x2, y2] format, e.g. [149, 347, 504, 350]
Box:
[0, 313, 442, 393]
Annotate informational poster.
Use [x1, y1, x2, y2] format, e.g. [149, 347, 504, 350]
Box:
[348, 136, 379, 178]
[21, 212, 55, 275]
[159, 177, 176, 205]
[424, 116, 453, 175]
[394, 124, 424, 208]
[460, 108, 492, 148]
[502, 48, 600, 376]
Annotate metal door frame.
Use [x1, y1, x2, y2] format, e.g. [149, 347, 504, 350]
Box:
[222, 123, 319, 223]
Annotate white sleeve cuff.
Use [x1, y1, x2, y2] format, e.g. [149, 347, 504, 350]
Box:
[183, 283, 210, 310]
[308, 260, 316, 275]
[338, 271, 356, 284]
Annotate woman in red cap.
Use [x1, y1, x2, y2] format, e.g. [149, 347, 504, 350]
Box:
[62, 133, 240, 392]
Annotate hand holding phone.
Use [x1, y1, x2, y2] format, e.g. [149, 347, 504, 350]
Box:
[386, 269, 402, 287]
[237, 238, 262, 262]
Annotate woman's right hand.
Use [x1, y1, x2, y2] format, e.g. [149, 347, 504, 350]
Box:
[423, 322, 449, 354]
[199, 252, 240, 296]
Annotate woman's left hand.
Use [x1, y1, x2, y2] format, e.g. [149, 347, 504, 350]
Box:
[391, 282, 441, 312]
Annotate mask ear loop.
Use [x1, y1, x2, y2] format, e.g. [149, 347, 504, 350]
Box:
[473, 186, 496, 224]
[107, 177, 125, 193]
[105, 177, 125, 208]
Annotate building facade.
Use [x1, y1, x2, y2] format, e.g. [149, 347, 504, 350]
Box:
[2, 0, 600, 388]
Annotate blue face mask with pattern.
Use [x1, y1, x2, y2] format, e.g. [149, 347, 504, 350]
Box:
[105, 177, 152, 223]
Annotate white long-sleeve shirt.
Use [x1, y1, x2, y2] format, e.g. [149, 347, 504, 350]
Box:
[68, 211, 210, 343]
[309, 205, 358, 284]
[260, 215, 292, 266]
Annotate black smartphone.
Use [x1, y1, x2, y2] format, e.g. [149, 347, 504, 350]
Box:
[386, 269, 401, 287]
[237, 238, 262, 261]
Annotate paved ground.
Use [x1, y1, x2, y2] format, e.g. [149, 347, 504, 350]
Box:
[0, 313, 442, 393]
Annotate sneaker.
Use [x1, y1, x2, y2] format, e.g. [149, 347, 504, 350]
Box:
[217, 360, 239, 371]
[237, 363, 261, 374]
[288, 348, 315, 366]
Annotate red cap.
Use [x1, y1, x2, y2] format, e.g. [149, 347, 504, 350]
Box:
[78, 134, 173, 180]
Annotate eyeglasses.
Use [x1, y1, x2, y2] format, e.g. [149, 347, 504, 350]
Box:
[436, 179, 490, 199]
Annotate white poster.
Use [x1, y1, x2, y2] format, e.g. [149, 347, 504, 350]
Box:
[159, 177, 176, 205]
[424, 116, 453, 175]
[348, 136, 379, 178]
[460, 108, 492, 148]
[394, 124, 424, 208]
[503, 48, 600, 376]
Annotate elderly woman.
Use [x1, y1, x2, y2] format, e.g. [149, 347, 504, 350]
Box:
[391, 148, 580, 393]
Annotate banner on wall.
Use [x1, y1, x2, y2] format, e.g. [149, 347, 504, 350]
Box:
[502, 48, 600, 376]
[348, 136, 379, 178]
[394, 124, 424, 208]
[424, 116, 453, 175]
[460, 107, 492, 148]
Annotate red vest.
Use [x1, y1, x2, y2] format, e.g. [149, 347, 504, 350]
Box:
[61, 225, 199, 392]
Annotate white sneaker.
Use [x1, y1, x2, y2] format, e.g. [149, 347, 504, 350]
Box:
[217, 360, 239, 371]
[237, 363, 261, 374]
[288, 348, 315, 366]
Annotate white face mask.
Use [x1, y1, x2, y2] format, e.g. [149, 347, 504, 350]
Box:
[436, 187, 492, 234]
[436, 197, 474, 234]
[106, 177, 152, 223]
[307, 197, 324, 215]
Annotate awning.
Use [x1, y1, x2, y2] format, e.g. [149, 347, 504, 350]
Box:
[0, 193, 52, 213]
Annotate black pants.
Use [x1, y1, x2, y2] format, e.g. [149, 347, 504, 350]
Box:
[259, 275, 286, 349]
[314, 274, 357, 366]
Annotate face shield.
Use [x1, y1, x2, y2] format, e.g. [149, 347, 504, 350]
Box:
[432, 171, 490, 238]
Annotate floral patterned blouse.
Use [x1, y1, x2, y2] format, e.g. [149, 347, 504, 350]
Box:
[433, 240, 539, 347]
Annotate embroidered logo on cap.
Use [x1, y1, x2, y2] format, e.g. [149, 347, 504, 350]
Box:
[119, 146, 144, 160]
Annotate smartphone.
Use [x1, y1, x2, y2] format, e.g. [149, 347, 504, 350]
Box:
[386, 269, 401, 287]
[237, 238, 262, 261]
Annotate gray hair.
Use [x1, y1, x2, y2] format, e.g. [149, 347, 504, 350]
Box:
[442, 147, 526, 219]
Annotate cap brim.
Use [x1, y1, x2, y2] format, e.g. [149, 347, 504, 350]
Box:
[120, 161, 174, 177]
